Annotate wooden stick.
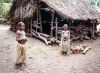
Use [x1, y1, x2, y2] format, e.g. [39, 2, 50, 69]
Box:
[36, 0, 39, 32]
[30, 30, 49, 45]
[39, 9, 42, 33]
[80, 21, 84, 41]
[55, 18, 58, 39]
[92, 20, 96, 39]
[82, 47, 91, 54]
[50, 11, 54, 37]
[20, 6, 23, 22]
[31, 19, 32, 31]
[69, 20, 72, 30]
[40, 8, 51, 11]
[30, 19, 33, 36]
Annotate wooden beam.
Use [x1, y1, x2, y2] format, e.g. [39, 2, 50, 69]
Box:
[55, 18, 58, 39]
[38, 9, 42, 33]
[50, 11, 55, 37]
[80, 21, 84, 41]
[40, 8, 51, 11]
[69, 20, 72, 30]
[30, 29, 49, 45]
[20, 6, 23, 22]
[36, 0, 39, 32]
[92, 20, 96, 39]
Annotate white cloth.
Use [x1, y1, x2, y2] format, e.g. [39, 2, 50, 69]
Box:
[62, 30, 70, 39]
[96, 24, 100, 32]
[16, 43, 27, 64]
[16, 30, 27, 41]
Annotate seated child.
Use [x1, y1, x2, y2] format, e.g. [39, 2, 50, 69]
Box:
[15, 22, 27, 67]
[61, 24, 70, 55]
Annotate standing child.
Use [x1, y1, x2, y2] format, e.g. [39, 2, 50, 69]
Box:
[15, 22, 27, 67]
[61, 24, 70, 55]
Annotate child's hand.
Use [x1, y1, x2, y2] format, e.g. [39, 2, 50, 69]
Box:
[63, 37, 68, 41]
[18, 39, 27, 44]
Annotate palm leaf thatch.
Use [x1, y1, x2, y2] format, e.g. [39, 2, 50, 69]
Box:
[9, 0, 36, 19]
[41, 0, 100, 20]
[9, 0, 100, 20]
[9, 0, 100, 27]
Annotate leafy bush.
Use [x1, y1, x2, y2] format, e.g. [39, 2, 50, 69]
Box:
[0, 3, 12, 19]
[2, 3, 12, 19]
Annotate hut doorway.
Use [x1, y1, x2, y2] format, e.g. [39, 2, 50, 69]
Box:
[41, 10, 52, 35]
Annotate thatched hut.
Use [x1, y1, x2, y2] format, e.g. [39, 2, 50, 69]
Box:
[9, 0, 100, 44]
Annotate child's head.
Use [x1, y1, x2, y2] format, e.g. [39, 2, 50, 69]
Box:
[17, 22, 25, 30]
[63, 24, 68, 30]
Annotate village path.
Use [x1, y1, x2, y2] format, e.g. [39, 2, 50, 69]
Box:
[0, 24, 100, 73]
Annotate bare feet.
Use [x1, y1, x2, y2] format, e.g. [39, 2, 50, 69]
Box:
[15, 63, 22, 69]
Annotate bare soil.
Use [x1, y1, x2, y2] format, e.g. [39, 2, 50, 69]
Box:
[0, 24, 100, 73]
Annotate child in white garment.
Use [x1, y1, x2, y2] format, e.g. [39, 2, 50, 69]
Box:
[15, 22, 27, 67]
[61, 24, 70, 55]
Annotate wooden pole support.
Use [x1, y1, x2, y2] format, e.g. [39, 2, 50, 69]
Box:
[92, 20, 96, 39]
[36, 0, 39, 32]
[39, 9, 42, 33]
[50, 11, 55, 37]
[55, 18, 58, 39]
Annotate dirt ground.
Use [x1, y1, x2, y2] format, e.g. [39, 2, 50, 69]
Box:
[0, 24, 100, 73]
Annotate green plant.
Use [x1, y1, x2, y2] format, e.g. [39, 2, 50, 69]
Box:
[0, 1, 12, 19]
[2, 3, 12, 19]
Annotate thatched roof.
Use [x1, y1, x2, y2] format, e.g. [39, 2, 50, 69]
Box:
[9, 0, 36, 20]
[9, 0, 100, 21]
[41, 0, 100, 20]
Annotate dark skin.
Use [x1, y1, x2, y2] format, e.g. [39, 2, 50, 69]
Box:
[17, 24, 27, 44]
[63, 26, 69, 41]
[62, 26, 70, 55]
[63, 26, 68, 31]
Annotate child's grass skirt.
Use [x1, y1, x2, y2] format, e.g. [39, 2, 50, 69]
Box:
[61, 39, 70, 53]
[16, 43, 27, 64]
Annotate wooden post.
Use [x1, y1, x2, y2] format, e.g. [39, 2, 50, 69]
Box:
[30, 19, 33, 36]
[20, 6, 23, 22]
[55, 18, 58, 39]
[39, 9, 42, 33]
[28, 20, 30, 35]
[69, 20, 72, 30]
[36, 0, 38, 32]
[92, 20, 96, 39]
[31, 19, 32, 31]
[80, 21, 84, 41]
[50, 11, 55, 37]
[13, 18, 16, 32]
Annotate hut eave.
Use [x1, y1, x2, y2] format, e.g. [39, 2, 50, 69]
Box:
[41, 0, 100, 20]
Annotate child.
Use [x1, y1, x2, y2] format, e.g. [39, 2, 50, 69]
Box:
[96, 22, 100, 35]
[15, 22, 27, 67]
[61, 24, 70, 55]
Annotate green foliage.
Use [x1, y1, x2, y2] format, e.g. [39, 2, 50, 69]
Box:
[0, 1, 12, 19]
[2, 3, 12, 19]
[95, 6, 100, 10]
[0, 0, 12, 3]
[85, 0, 100, 10]
[85, 0, 100, 6]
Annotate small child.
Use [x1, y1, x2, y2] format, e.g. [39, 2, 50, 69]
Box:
[96, 22, 100, 35]
[61, 24, 70, 55]
[15, 22, 27, 67]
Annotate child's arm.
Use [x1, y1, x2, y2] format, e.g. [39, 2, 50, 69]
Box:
[60, 31, 64, 46]
[16, 31, 20, 41]
[68, 31, 70, 38]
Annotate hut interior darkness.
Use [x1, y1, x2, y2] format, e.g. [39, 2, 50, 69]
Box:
[9, 0, 100, 45]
